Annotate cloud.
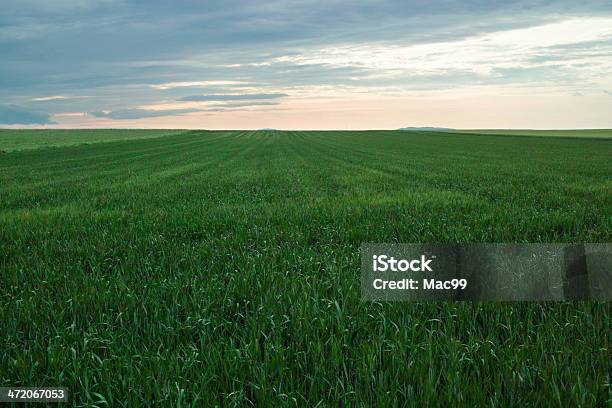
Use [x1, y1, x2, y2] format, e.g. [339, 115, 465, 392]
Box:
[209, 101, 280, 110]
[0, 105, 55, 124]
[272, 18, 612, 78]
[604, 90, 612, 96]
[2, 0, 125, 15]
[2, 1, 612, 127]
[89, 108, 201, 120]
[150, 80, 247, 90]
[178, 93, 287, 101]
[31, 95, 67, 101]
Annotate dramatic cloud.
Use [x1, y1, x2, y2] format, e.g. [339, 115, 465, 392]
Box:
[0, 105, 55, 125]
[1, 1, 612, 128]
[274, 18, 612, 77]
[178, 93, 287, 102]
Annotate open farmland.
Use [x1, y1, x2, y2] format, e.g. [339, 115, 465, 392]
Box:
[0, 129, 187, 152]
[450, 129, 612, 138]
[0, 130, 610, 406]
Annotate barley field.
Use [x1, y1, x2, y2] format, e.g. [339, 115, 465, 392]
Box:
[1, 130, 610, 406]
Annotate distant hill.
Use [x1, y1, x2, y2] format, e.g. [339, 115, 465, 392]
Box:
[398, 127, 454, 132]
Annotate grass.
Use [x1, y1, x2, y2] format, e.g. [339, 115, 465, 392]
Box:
[0, 130, 610, 406]
[0, 129, 188, 152]
[451, 129, 612, 138]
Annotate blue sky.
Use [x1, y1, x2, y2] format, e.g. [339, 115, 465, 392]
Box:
[2, 0, 612, 129]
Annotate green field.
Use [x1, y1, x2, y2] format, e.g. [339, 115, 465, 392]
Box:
[1, 130, 610, 406]
[0, 129, 187, 152]
[452, 129, 612, 138]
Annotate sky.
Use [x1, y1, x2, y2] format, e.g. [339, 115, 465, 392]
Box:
[1, 0, 612, 129]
